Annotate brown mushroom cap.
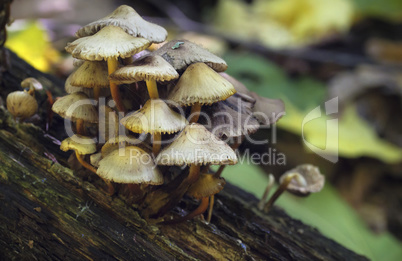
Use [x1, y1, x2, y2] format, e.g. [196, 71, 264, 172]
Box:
[154, 40, 228, 72]
[60, 134, 97, 155]
[187, 173, 226, 199]
[168, 62, 236, 106]
[155, 123, 238, 166]
[21, 77, 43, 91]
[70, 61, 110, 88]
[76, 5, 167, 43]
[279, 164, 325, 196]
[6, 91, 38, 119]
[66, 25, 151, 61]
[220, 72, 285, 126]
[101, 135, 151, 157]
[200, 93, 260, 139]
[97, 146, 163, 184]
[121, 99, 188, 135]
[109, 55, 179, 84]
[52, 92, 98, 123]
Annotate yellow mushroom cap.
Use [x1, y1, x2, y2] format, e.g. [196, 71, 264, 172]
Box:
[280, 164, 325, 196]
[70, 61, 110, 88]
[168, 62, 236, 106]
[60, 134, 96, 155]
[155, 123, 238, 166]
[109, 55, 179, 84]
[76, 5, 167, 43]
[187, 173, 226, 199]
[65, 74, 111, 97]
[52, 92, 98, 123]
[6, 91, 38, 119]
[97, 146, 163, 184]
[101, 135, 151, 157]
[154, 40, 228, 72]
[66, 25, 151, 61]
[121, 99, 188, 134]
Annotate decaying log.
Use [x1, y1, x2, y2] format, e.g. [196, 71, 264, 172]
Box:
[0, 49, 368, 260]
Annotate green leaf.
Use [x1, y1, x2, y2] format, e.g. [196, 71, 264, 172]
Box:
[351, 0, 402, 21]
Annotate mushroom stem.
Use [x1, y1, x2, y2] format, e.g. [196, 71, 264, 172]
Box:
[152, 132, 161, 155]
[93, 86, 100, 102]
[163, 197, 209, 225]
[263, 173, 299, 213]
[75, 152, 115, 195]
[146, 79, 159, 99]
[207, 195, 214, 223]
[123, 56, 133, 65]
[27, 87, 35, 96]
[189, 103, 202, 123]
[76, 119, 85, 135]
[107, 58, 125, 112]
[186, 165, 201, 184]
[258, 174, 275, 211]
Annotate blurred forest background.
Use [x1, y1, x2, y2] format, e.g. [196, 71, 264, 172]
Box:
[6, 0, 402, 259]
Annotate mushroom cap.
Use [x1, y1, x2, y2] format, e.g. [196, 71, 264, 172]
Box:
[154, 40, 228, 72]
[21, 77, 43, 91]
[6, 91, 38, 119]
[200, 93, 260, 139]
[52, 92, 98, 123]
[168, 62, 236, 106]
[109, 55, 179, 84]
[220, 72, 285, 126]
[97, 146, 163, 184]
[66, 25, 151, 61]
[101, 135, 151, 157]
[60, 134, 96, 155]
[76, 5, 167, 43]
[280, 164, 325, 196]
[70, 61, 110, 88]
[121, 99, 188, 135]
[90, 152, 102, 168]
[65, 74, 111, 97]
[187, 173, 226, 199]
[155, 123, 238, 166]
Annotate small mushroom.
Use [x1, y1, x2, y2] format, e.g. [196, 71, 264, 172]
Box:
[69, 61, 110, 101]
[97, 146, 163, 185]
[109, 55, 179, 99]
[52, 92, 98, 135]
[120, 99, 188, 155]
[154, 40, 228, 72]
[61, 134, 114, 194]
[66, 25, 151, 112]
[21, 77, 43, 95]
[263, 164, 325, 212]
[6, 90, 38, 121]
[168, 62, 236, 123]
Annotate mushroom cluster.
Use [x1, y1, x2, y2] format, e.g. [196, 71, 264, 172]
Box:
[52, 5, 284, 222]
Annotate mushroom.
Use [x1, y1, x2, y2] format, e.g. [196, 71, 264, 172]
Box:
[97, 146, 163, 185]
[109, 55, 179, 100]
[101, 135, 151, 157]
[52, 92, 98, 135]
[98, 105, 119, 143]
[154, 40, 228, 72]
[263, 164, 325, 212]
[66, 25, 151, 112]
[61, 134, 114, 194]
[120, 99, 188, 155]
[155, 123, 237, 220]
[168, 62, 236, 123]
[76, 5, 167, 44]
[6, 90, 38, 121]
[21, 77, 43, 95]
[69, 61, 110, 101]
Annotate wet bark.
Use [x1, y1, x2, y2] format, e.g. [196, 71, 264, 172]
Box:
[0, 49, 369, 260]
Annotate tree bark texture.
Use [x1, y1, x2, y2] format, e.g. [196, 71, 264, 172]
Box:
[0, 49, 369, 260]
